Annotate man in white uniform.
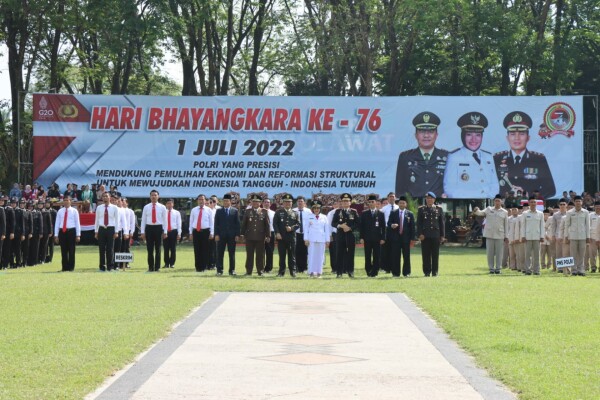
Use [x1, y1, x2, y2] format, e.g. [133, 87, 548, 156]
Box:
[304, 201, 330, 277]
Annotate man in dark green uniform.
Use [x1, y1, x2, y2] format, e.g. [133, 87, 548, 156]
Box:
[494, 111, 556, 199]
[395, 112, 448, 198]
[273, 194, 300, 277]
[417, 192, 445, 277]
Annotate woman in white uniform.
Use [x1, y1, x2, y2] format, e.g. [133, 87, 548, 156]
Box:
[304, 201, 330, 278]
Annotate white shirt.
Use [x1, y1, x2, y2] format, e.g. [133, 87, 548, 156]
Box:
[126, 208, 136, 235]
[166, 208, 182, 236]
[118, 207, 129, 233]
[327, 208, 338, 233]
[304, 212, 331, 243]
[189, 205, 214, 235]
[54, 206, 81, 236]
[293, 207, 310, 234]
[564, 208, 590, 240]
[266, 209, 275, 232]
[381, 203, 399, 224]
[94, 204, 120, 232]
[521, 209, 545, 241]
[141, 202, 168, 233]
[443, 147, 498, 198]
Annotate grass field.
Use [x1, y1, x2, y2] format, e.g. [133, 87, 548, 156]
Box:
[1, 244, 599, 399]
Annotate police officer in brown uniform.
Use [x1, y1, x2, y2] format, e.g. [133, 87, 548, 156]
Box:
[417, 192, 445, 276]
[240, 194, 271, 276]
[331, 193, 360, 278]
[494, 111, 556, 199]
[395, 112, 448, 198]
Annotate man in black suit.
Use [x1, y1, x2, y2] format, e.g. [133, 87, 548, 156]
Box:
[10, 198, 25, 268]
[2, 197, 15, 269]
[360, 195, 386, 277]
[332, 193, 360, 278]
[388, 196, 416, 277]
[0, 197, 5, 267]
[214, 193, 240, 276]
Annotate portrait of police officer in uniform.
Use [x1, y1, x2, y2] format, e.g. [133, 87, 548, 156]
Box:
[395, 112, 448, 198]
[494, 111, 556, 199]
[443, 112, 498, 198]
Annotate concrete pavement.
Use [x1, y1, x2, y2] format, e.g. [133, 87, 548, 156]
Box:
[88, 293, 515, 400]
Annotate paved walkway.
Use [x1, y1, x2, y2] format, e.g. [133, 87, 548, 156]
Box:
[88, 293, 515, 400]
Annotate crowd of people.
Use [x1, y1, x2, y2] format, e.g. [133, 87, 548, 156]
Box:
[2, 180, 599, 278]
[473, 194, 597, 276]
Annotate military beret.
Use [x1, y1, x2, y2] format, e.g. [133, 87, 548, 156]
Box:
[413, 112, 440, 130]
[250, 194, 262, 201]
[457, 112, 488, 132]
[223, 193, 232, 200]
[573, 195, 582, 200]
[504, 111, 532, 131]
[340, 193, 352, 201]
[281, 193, 293, 202]
[311, 200, 322, 208]
[398, 196, 408, 202]
[494, 194, 502, 200]
[367, 194, 377, 201]
[426, 191, 436, 199]
[27, 201, 34, 207]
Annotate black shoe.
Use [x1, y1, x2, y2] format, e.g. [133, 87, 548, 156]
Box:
[348, 273, 354, 278]
[229, 271, 237, 276]
[291, 272, 297, 277]
[525, 271, 532, 275]
[533, 272, 540, 275]
[216, 272, 223, 276]
[495, 270, 501, 274]
[424, 274, 430, 277]
[403, 274, 410, 277]
[244, 273, 252, 276]
[277, 273, 284, 277]
[432, 273, 438, 277]
[336, 274, 342, 278]
[489, 271, 495, 274]
[580, 273, 586, 276]
[258, 272, 263, 276]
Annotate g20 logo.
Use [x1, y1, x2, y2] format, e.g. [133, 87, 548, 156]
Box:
[38, 109, 54, 116]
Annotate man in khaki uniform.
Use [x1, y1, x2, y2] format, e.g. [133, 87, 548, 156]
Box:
[540, 208, 554, 269]
[564, 196, 590, 276]
[551, 199, 568, 272]
[240, 194, 271, 276]
[515, 205, 526, 272]
[587, 202, 600, 273]
[473, 194, 509, 274]
[507, 207, 520, 270]
[520, 196, 545, 275]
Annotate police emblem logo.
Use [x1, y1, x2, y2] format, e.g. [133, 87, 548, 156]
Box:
[423, 114, 430, 123]
[461, 172, 469, 182]
[540, 102, 576, 138]
[58, 104, 79, 119]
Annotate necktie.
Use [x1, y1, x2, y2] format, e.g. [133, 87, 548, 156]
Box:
[152, 204, 156, 223]
[196, 208, 203, 231]
[515, 155, 521, 165]
[473, 152, 481, 165]
[226, 208, 230, 216]
[168, 210, 172, 231]
[399, 210, 404, 234]
[62, 208, 68, 233]
[424, 153, 430, 161]
[371, 210, 375, 217]
[299, 210, 303, 233]
[104, 206, 108, 226]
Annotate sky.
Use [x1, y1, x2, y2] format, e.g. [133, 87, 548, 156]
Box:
[0, 44, 183, 104]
